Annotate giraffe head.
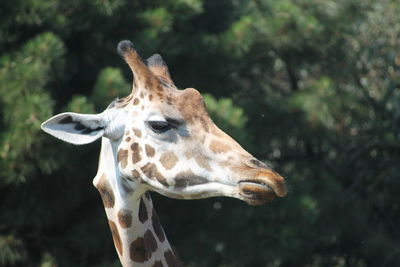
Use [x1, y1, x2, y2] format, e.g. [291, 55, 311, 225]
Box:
[42, 40, 287, 205]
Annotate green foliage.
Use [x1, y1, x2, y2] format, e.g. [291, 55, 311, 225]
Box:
[0, 32, 64, 185]
[0, 0, 399, 266]
[203, 94, 251, 148]
[0, 235, 25, 266]
[92, 67, 130, 111]
[39, 253, 56, 267]
[66, 95, 96, 114]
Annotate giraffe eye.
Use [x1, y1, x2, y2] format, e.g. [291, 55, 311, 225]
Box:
[147, 121, 172, 134]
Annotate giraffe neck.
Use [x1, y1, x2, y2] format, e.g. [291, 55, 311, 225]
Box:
[93, 138, 181, 267]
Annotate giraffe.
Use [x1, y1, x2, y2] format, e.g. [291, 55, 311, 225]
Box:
[41, 40, 287, 267]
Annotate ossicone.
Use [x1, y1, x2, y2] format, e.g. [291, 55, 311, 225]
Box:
[117, 40, 135, 57]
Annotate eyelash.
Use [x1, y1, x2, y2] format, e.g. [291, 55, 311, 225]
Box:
[147, 121, 172, 134]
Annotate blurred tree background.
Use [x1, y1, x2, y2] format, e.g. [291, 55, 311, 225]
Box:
[0, 0, 399, 266]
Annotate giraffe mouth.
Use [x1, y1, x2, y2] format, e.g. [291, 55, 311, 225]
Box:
[238, 180, 278, 205]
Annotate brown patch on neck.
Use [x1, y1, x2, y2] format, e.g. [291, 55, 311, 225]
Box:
[209, 140, 231, 154]
[164, 249, 182, 267]
[151, 209, 165, 242]
[108, 220, 123, 256]
[130, 230, 158, 263]
[138, 197, 148, 223]
[152, 260, 163, 267]
[96, 174, 115, 208]
[130, 236, 147, 262]
[159, 151, 178, 170]
[117, 209, 133, 228]
[141, 163, 168, 186]
[144, 230, 158, 254]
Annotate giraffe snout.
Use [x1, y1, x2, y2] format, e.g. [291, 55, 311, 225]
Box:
[238, 169, 287, 205]
[256, 169, 287, 197]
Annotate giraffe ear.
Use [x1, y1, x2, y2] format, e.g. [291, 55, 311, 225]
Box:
[41, 112, 107, 145]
